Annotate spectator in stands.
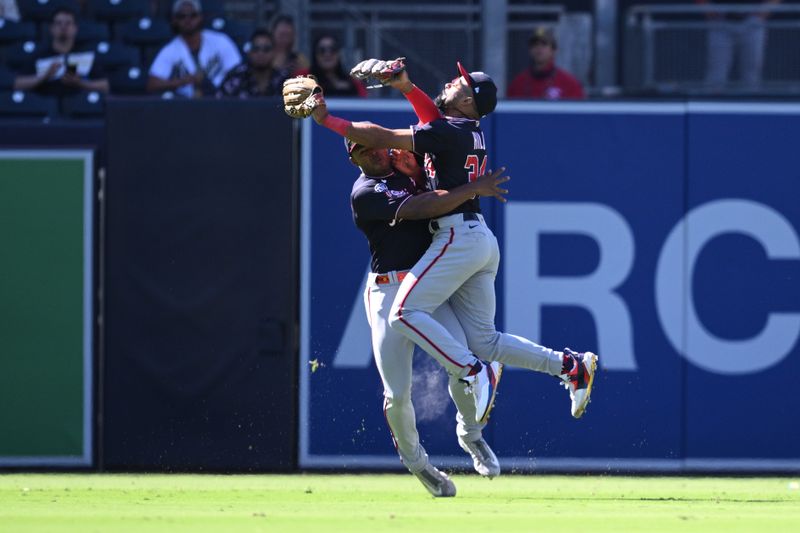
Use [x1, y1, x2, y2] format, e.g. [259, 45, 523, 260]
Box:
[507, 27, 584, 100]
[218, 29, 287, 98]
[13, 7, 109, 95]
[0, 0, 20, 21]
[698, 0, 780, 89]
[304, 34, 366, 97]
[147, 0, 241, 98]
[269, 14, 308, 79]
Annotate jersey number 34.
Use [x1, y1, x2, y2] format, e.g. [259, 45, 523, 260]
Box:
[464, 155, 488, 183]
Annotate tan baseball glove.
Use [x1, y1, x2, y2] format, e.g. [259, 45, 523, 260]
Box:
[282, 75, 322, 119]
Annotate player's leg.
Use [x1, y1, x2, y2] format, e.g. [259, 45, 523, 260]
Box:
[449, 231, 599, 418]
[435, 301, 501, 478]
[388, 226, 493, 379]
[367, 279, 456, 496]
[449, 233, 563, 375]
[366, 283, 428, 473]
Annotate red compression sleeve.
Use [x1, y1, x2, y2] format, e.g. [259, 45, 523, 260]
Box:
[405, 85, 441, 125]
[321, 115, 351, 137]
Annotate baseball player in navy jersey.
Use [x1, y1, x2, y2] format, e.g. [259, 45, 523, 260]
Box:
[346, 138, 510, 497]
[311, 59, 599, 424]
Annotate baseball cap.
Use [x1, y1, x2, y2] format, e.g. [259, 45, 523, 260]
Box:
[529, 26, 556, 47]
[456, 61, 497, 118]
[172, 0, 202, 14]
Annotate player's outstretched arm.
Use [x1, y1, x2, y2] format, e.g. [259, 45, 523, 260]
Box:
[402, 85, 441, 125]
[311, 96, 413, 151]
[378, 64, 440, 124]
[397, 168, 509, 221]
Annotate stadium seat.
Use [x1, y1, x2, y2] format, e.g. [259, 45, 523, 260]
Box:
[17, 0, 81, 24]
[109, 65, 146, 94]
[200, 0, 225, 20]
[0, 66, 14, 91]
[206, 17, 251, 47]
[5, 40, 40, 73]
[93, 41, 140, 72]
[75, 20, 111, 46]
[0, 19, 37, 47]
[119, 17, 172, 47]
[88, 0, 147, 24]
[0, 90, 58, 119]
[61, 90, 104, 118]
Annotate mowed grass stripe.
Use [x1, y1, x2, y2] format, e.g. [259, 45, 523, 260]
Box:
[1, 474, 798, 532]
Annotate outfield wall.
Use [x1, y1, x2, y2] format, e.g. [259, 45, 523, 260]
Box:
[300, 100, 800, 472]
[0, 150, 95, 467]
[1, 100, 797, 473]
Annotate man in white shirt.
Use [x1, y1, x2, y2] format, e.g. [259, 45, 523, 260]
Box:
[147, 0, 241, 98]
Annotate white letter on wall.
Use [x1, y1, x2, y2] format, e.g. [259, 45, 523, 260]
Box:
[656, 199, 800, 374]
[504, 202, 637, 370]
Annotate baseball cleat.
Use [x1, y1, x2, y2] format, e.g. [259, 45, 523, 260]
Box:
[413, 463, 457, 497]
[460, 360, 503, 424]
[458, 436, 500, 478]
[560, 348, 598, 419]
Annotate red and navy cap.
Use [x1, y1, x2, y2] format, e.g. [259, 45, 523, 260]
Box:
[457, 61, 497, 118]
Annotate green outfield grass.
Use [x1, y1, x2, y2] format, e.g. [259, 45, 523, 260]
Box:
[1, 473, 799, 532]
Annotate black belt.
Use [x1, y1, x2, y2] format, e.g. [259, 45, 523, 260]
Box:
[430, 212, 480, 231]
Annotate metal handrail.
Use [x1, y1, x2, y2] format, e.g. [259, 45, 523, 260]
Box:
[634, 20, 800, 30]
[625, 3, 800, 91]
[627, 3, 800, 25]
[307, 1, 480, 95]
[506, 5, 565, 16]
[628, 4, 800, 16]
[310, 3, 481, 15]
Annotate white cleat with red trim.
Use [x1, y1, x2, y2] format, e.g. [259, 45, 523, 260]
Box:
[460, 360, 503, 424]
[560, 348, 598, 419]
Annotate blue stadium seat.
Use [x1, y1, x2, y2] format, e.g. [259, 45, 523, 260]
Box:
[200, 0, 225, 20]
[6, 40, 41, 73]
[88, 0, 147, 24]
[61, 90, 104, 118]
[93, 41, 140, 72]
[206, 17, 251, 47]
[75, 20, 111, 46]
[0, 19, 37, 47]
[0, 66, 14, 91]
[109, 65, 146, 94]
[0, 90, 58, 119]
[17, 0, 81, 24]
[119, 17, 172, 47]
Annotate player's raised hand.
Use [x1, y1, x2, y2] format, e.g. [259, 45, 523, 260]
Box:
[471, 167, 510, 203]
[350, 57, 407, 89]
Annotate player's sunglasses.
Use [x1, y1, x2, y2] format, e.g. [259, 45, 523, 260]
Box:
[175, 12, 200, 20]
[250, 44, 273, 53]
[316, 45, 339, 55]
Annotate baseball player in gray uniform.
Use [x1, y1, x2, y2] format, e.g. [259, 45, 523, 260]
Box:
[312, 59, 598, 425]
[347, 138, 509, 497]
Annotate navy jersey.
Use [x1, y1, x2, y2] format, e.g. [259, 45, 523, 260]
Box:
[411, 117, 487, 216]
[350, 173, 432, 273]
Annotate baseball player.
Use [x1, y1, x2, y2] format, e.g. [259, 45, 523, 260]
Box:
[309, 59, 598, 422]
[347, 138, 509, 497]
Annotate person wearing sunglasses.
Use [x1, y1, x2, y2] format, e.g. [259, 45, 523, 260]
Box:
[299, 34, 366, 97]
[147, 0, 241, 98]
[218, 29, 287, 98]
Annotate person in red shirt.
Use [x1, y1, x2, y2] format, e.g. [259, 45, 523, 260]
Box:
[507, 27, 584, 100]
